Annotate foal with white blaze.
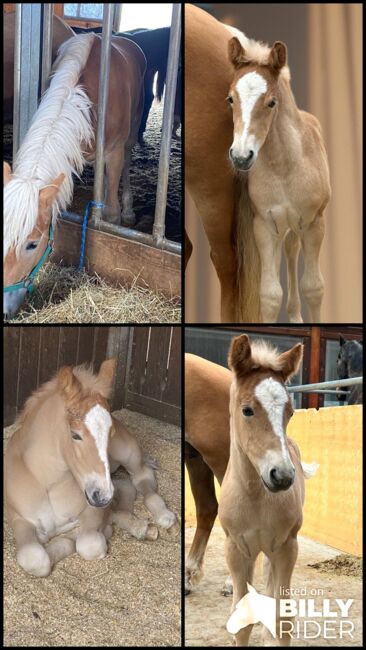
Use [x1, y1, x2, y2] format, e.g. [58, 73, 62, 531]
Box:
[219, 335, 318, 646]
[5, 359, 177, 577]
[227, 37, 331, 323]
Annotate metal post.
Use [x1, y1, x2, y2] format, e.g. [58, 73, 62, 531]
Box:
[113, 4, 123, 32]
[91, 3, 114, 224]
[152, 3, 181, 246]
[288, 377, 363, 392]
[13, 4, 43, 156]
[41, 4, 54, 94]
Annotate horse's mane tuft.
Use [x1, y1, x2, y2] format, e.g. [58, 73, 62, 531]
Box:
[250, 340, 286, 373]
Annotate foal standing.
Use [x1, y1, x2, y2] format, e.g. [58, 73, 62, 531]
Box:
[219, 335, 318, 645]
[228, 38, 331, 323]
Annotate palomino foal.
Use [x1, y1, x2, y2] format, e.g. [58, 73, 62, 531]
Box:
[227, 38, 331, 323]
[5, 359, 177, 577]
[219, 335, 318, 646]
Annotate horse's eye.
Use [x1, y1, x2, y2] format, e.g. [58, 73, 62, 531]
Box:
[267, 99, 276, 108]
[71, 431, 82, 441]
[227, 95, 234, 104]
[242, 407, 254, 417]
[25, 241, 39, 251]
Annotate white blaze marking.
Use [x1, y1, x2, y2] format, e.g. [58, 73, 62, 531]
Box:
[84, 404, 112, 481]
[254, 378, 290, 462]
[233, 72, 267, 155]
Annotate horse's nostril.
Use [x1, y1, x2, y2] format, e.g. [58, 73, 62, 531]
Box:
[246, 150, 254, 162]
[92, 490, 101, 502]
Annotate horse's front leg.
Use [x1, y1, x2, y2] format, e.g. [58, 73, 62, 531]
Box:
[300, 213, 325, 322]
[112, 478, 158, 541]
[284, 229, 303, 323]
[225, 535, 256, 646]
[12, 517, 74, 577]
[271, 536, 299, 647]
[253, 213, 284, 323]
[103, 144, 125, 225]
[76, 505, 108, 561]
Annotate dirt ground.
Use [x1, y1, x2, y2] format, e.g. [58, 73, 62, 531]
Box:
[185, 527, 362, 647]
[4, 100, 181, 243]
[4, 410, 181, 647]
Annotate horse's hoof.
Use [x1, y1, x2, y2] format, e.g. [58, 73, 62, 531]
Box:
[121, 212, 136, 227]
[146, 524, 159, 541]
[185, 587, 191, 596]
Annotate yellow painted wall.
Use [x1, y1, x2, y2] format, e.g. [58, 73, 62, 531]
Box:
[185, 405, 362, 556]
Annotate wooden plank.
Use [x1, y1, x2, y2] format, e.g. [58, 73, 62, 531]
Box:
[52, 220, 181, 298]
[162, 327, 181, 408]
[4, 4, 15, 13]
[106, 327, 131, 411]
[93, 327, 110, 372]
[127, 327, 151, 398]
[125, 391, 181, 427]
[38, 328, 61, 385]
[77, 327, 95, 366]
[308, 327, 321, 409]
[4, 327, 21, 426]
[53, 4, 64, 18]
[58, 326, 80, 367]
[17, 327, 41, 413]
[143, 327, 171, 401]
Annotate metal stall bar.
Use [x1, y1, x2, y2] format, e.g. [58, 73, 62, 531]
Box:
[62, 211, 181, 254]
[41, 4, 54, 94]
[113, 4, 123, 31]
[152, 3, 181, 246]
[288, 377, 362, 392]
[90, 3, 114, 225]
[13, 3, 43, 157]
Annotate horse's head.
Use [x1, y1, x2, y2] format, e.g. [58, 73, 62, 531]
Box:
[227, 38, 287, 171]
[57, 359, 117, 508]
[3, 162, 65, 319]
[228, 334, 303, 492]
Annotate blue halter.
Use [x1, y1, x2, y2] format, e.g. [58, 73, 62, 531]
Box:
[4, 224, 54, 294]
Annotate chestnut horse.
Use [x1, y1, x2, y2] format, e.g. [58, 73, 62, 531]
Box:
[4, 32, 145, 318]
[5, 359, 177, 577]
[227, 37, 330, 322]
[185, 4, 261, 322]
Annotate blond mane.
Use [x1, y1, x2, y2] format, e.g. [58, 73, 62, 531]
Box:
[250, 340, 287, 373]
[14, 364, 111, 429]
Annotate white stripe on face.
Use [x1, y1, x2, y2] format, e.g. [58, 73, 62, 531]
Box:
[84, 404, 112, 482]
[254, 377, 291, 462]
[232, 71, 267, 157]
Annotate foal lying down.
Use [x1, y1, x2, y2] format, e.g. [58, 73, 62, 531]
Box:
[4, 359, 178, 577]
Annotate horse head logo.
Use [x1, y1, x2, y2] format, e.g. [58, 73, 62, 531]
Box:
[227, 583, 277, 638]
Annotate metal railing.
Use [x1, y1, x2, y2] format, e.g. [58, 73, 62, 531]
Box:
[12, 3, 181, 256]
[288, 377, 363, 396]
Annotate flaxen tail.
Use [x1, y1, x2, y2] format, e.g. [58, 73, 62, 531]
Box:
[234, 175, 262, 322]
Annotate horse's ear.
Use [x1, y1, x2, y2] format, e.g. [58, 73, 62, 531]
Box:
[228, 37, 251, 68]
[58, 366, 82, 402]
[39, 173, 65, 210]
[4, 161, 12, 186]
[228, 334, 252, 376]
[268, 41, 287, 73]
[339, 335, 346, 346]
[278, 343, 303, 382]
[98, 358, 117, 394]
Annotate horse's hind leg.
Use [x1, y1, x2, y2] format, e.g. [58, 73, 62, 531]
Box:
[121, 142, 136, 226]
[185, 445, 218, 594]
[112, 478, 158, 541]
[300, 213, 325, 322]
[104, 144, 125, 225]
[185, 229, 193, 270]
[284, 230, 303, 323]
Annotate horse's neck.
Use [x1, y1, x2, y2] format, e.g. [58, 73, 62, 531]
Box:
[264, 78, 303, 160]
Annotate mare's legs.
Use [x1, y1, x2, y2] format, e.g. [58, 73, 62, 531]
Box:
[138, 70, 155, 142]
[76, 505, 109, 561]
[253, 214, 283, 323]
[12, 517, 74, 577]
[300, 214, 325, 322]
[284, 230, 303, 323]
[185, 447, 218, 594]
[104, 144, 125, 225]
[121, 142, 136, 226]
[109, 430, 178, 531]
[112, 478, 158, 541]
[271, 536, 298, 647]
[185, 230, 193, 270]
[225, 536, 256, 646]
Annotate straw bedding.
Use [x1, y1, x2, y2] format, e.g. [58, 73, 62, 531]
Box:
[4, 409, 181, 647]
[7, 263, 181, 324]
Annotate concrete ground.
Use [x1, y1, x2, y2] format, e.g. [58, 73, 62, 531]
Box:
[4, 410, 181, 647]
[185, 527, 362, 647]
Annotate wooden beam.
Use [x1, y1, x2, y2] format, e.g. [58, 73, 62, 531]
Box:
[53, 4, 64, 17]
[51, 218, 181, 298]
[308, 327, 321, 409]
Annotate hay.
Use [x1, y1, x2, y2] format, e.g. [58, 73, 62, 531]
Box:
[309, 554, 363, 577]
[4, 409, 181, 647]
[7, 263, 181, 324]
